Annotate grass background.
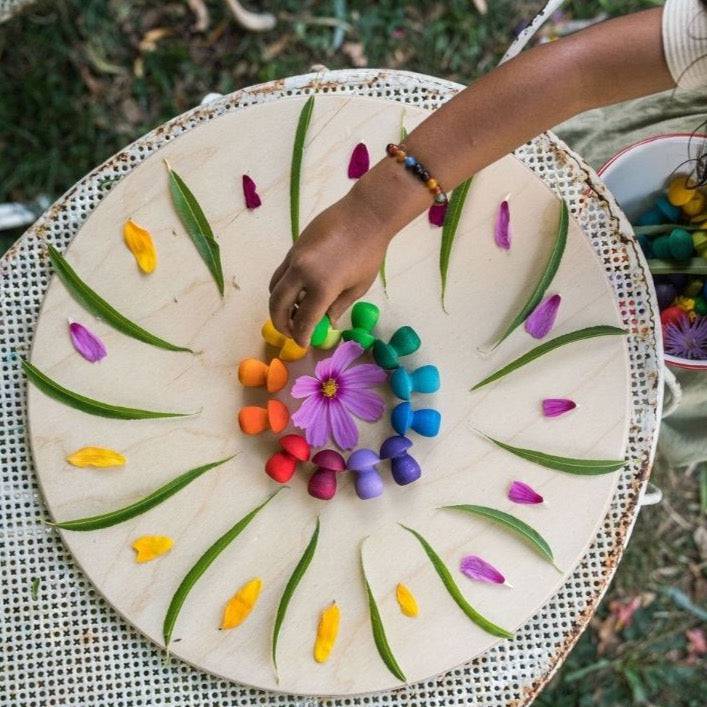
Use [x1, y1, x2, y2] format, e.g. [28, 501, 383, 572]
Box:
[0, 1, 704, 704]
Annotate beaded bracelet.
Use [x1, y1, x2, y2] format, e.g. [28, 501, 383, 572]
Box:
[386, 143, 448, 204]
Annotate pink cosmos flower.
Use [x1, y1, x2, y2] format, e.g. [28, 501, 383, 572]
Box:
[290, 341, 386, 450]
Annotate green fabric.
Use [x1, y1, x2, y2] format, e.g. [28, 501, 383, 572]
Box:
[553, 89, 707, 466]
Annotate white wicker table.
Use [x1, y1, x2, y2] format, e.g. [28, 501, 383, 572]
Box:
[0, 69, 662, 706]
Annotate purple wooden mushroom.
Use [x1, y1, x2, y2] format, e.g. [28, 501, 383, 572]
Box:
[308, 450, 346, 500]
[379, 434, 421, 485]
[347, 448, 383, 500]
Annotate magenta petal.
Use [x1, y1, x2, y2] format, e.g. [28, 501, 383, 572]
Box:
[347, 142, 370, 179]
[524, 294, 561, 339]
[542, 398, 576, 417]
[328, 398, 358, 450]
[339, 363, 386, 389]
[508, 480, 544, 505]
[290, 375, 321, 398]
[69, 322, 106, 362]
[339, 388, 385, 422]
[314, 341, 362, 380]
[495, 199, 511, 250]
[242, 175, 261, 209]
[459, 555, 507, 585]
[428, 203, 447, 227]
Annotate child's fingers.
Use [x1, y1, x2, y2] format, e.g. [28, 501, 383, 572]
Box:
[269, 272, 304, 337]
[327, 286, 364, 324]
[291, 286, 331, 347]
[269, 254, 291, 293]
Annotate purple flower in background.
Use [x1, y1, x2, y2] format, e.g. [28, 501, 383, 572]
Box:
[291, 341, 386, 450]
[460, 555, 509, 586]
[525, 293, 561, 339]
[68, 321, 106, 362]
[242, 175, 261, 209]
[494, 198, 511, 250]
[347, 142, 370, 179]
[663, 316, 707, 360]
[428, 202, 447, 227]
[508, 481, 544, 505]
[542, 398, 576, 417]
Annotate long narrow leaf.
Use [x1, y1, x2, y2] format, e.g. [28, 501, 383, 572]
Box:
[494, 199, 568, 346]
[442, 504, 558, 568]
[51, 456, 234, 530]
[290, 96, 315, 242]
[482, 434, 625, 475]
[167, 164, 225, 295]
[440, 177, 473, 310]
[360, 540, 406, 682]
[47, 245, 192, 353]
[272, 516, 319, 675]
[22, 359, 192, 419]
[471, 325, 626, 390]
[163, 489, 282, 646]
[401, 525, 512, 639]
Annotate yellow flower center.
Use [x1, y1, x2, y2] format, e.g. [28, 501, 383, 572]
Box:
[321, 378, 338, 398]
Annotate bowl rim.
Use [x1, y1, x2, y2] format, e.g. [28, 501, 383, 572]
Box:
[598, 131, 707, 371]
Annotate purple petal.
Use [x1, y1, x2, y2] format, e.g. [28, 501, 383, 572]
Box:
[242, 175, 261, 209]
[290, 374, 321, 398]
[339, 363, 387, 389]
[318, 340, 363, 380]
[428, 203, 447, 227]
[347, 142, 370, 179]
[542, 398, 576, 417]
[459, 555, 507, 585]
[495, 199, 511, 250]
[508, 480, 544, 505]
[524, 294, 561, 339]
[69, 322, 107, 362]
[339, 388, 385, 422]
[292, 393, 324, 428]
[328, 398, 359, 450]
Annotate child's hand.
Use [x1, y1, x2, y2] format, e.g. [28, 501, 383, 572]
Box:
[268, 189, 389, 346]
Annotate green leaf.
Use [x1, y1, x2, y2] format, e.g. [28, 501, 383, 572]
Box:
[482, 433, 625, 475]
[494, 199, 568, 346]
[400, 524, 512, 639]
[290, 95, 315, 242]
[50, 456, 234, 531]
[442, 504, 558, 567]
[440, 177, 473, 311]
[47, 245, 192, 353]
[471, 325, 626, 390]
[163, 489, 282, 646]
[360, 540, 406, 682]
[30, 577, 40, 601]
[166, 164, 225, 296]
[272, 516, 319, 674]
[22, 358, 193, 420]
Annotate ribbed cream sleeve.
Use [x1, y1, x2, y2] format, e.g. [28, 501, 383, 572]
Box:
[662, 0, 707, 88]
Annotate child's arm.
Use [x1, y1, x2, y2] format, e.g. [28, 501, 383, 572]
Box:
[270, 7, 674, 346]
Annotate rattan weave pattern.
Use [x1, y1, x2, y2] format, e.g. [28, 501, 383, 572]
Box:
[0, 69, 661, 707]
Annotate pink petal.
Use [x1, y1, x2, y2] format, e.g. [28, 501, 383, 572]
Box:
[524, 294, 561, 339]
[290, 374, 321, 398]
[508, 480, 544, 505]
[339, 363, 386, 389]
[328, 398, 359, 450]
[542, 398, 576, 417]
[459, 555, 507, 585]
[316, 340, 363, 380]
[339, 388, 385, 422]
[69, 322, 107, 362]
[495, 199, 511, 250]
[242, 175, 261, 209]
[347, 142, 370, 179]
[292, 394, 325, 429]
[428, 203, 447, 227]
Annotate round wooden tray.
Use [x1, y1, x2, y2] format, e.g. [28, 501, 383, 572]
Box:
[13, 70, 662, 703]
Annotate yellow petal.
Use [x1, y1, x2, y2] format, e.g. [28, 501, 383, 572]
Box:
[314, 601, 340, 663]
[395, 583, 419, 618]
[123, 219, 157, 273]
[132, 535, 173, 563]
[221, 578, 262, 629]
[66, 446, 126, 468]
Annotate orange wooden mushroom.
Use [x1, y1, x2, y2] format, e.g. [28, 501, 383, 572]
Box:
[238, 357, 288, 393]
[238, 399, 290, 435]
